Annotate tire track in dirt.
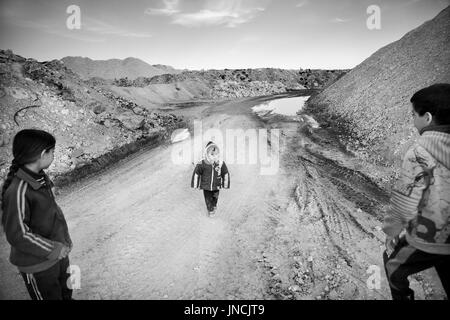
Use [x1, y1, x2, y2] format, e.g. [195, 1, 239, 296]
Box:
[262, 118, 447, 300]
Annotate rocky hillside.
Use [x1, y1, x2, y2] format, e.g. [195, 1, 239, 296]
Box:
[307, 6, 450, 169]
[61, 56, 180, 80]
[0, 50, 183, 186]
[107, 80, 213, 107]
[116, 68, 348, 90]
[103, 68, 347, 104]
[211, 81, 287, 99]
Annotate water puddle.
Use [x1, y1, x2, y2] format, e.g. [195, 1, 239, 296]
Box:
[252, 96, 320, 128]
[252, 96, 310, 116]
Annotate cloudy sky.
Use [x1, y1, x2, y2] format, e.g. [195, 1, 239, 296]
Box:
[0, 0, 448, 69]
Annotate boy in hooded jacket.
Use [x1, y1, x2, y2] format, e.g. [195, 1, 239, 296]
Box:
[383, 84, 450, 300]
[191, 141, 230, 217]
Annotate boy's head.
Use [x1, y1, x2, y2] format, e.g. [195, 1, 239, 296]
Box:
[205, 141, 220, 163]
[12, 129, 56, 170]
[410, 83, 450, 133]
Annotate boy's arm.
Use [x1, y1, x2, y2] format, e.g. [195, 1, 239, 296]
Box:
[57, 205, 73, 249]
[47, 175, 72, 248]
[221, 162, 230, 189]
[382, 147, 432, 238]
[3, 182, 64, 260]
[191, 163, 203, 189]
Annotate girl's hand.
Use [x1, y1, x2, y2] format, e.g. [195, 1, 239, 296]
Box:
[58, 245, 71, 260]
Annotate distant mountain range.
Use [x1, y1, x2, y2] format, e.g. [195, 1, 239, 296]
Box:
[61, 56, 181, 80]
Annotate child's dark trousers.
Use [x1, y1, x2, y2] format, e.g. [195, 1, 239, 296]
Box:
[203, 190, 220, 212]
[20, 257, 73, 300]
[383, 236, 450, 300]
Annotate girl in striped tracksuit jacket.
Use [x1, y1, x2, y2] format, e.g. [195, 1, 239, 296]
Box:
[1, 129, 73, 300]
[191, 141, 230, 217]
[383, 84, 450, 300]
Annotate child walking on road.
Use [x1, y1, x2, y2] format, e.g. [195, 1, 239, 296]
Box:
[1, 129, 73, 300]
[383, 84, 450, 300]
[191, 141, 230, 217]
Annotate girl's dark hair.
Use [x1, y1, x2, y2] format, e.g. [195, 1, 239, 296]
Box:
[411, 83, 450, 125]
[1, 129, 55, 227]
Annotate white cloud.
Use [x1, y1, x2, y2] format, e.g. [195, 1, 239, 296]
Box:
[172, 8, 265, 28]
[146, 0, 268, 28]
[296, 0, 308, 8]
[145, 0, 180, 16]
[331, 17, 350, 23]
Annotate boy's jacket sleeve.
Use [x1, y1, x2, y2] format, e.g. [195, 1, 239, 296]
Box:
[221, 162, 230, 189]
[3, 181, 64, 260]
[382, 147, 431, 237]
[191, 162, 202, 188]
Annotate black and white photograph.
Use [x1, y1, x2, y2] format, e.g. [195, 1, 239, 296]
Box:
[0, 0, 449, 307]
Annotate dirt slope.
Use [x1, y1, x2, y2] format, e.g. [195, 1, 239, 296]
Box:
[308, 6, 450, 167]
[107, 80, 214, 108]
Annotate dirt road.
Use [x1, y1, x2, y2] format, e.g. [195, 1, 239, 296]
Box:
[0, 94, 445, 299]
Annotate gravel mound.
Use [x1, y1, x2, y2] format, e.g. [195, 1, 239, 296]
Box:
[307, 6, 450, 169]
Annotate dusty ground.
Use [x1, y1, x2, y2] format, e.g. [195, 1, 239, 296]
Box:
[0, 94, 446, 300]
